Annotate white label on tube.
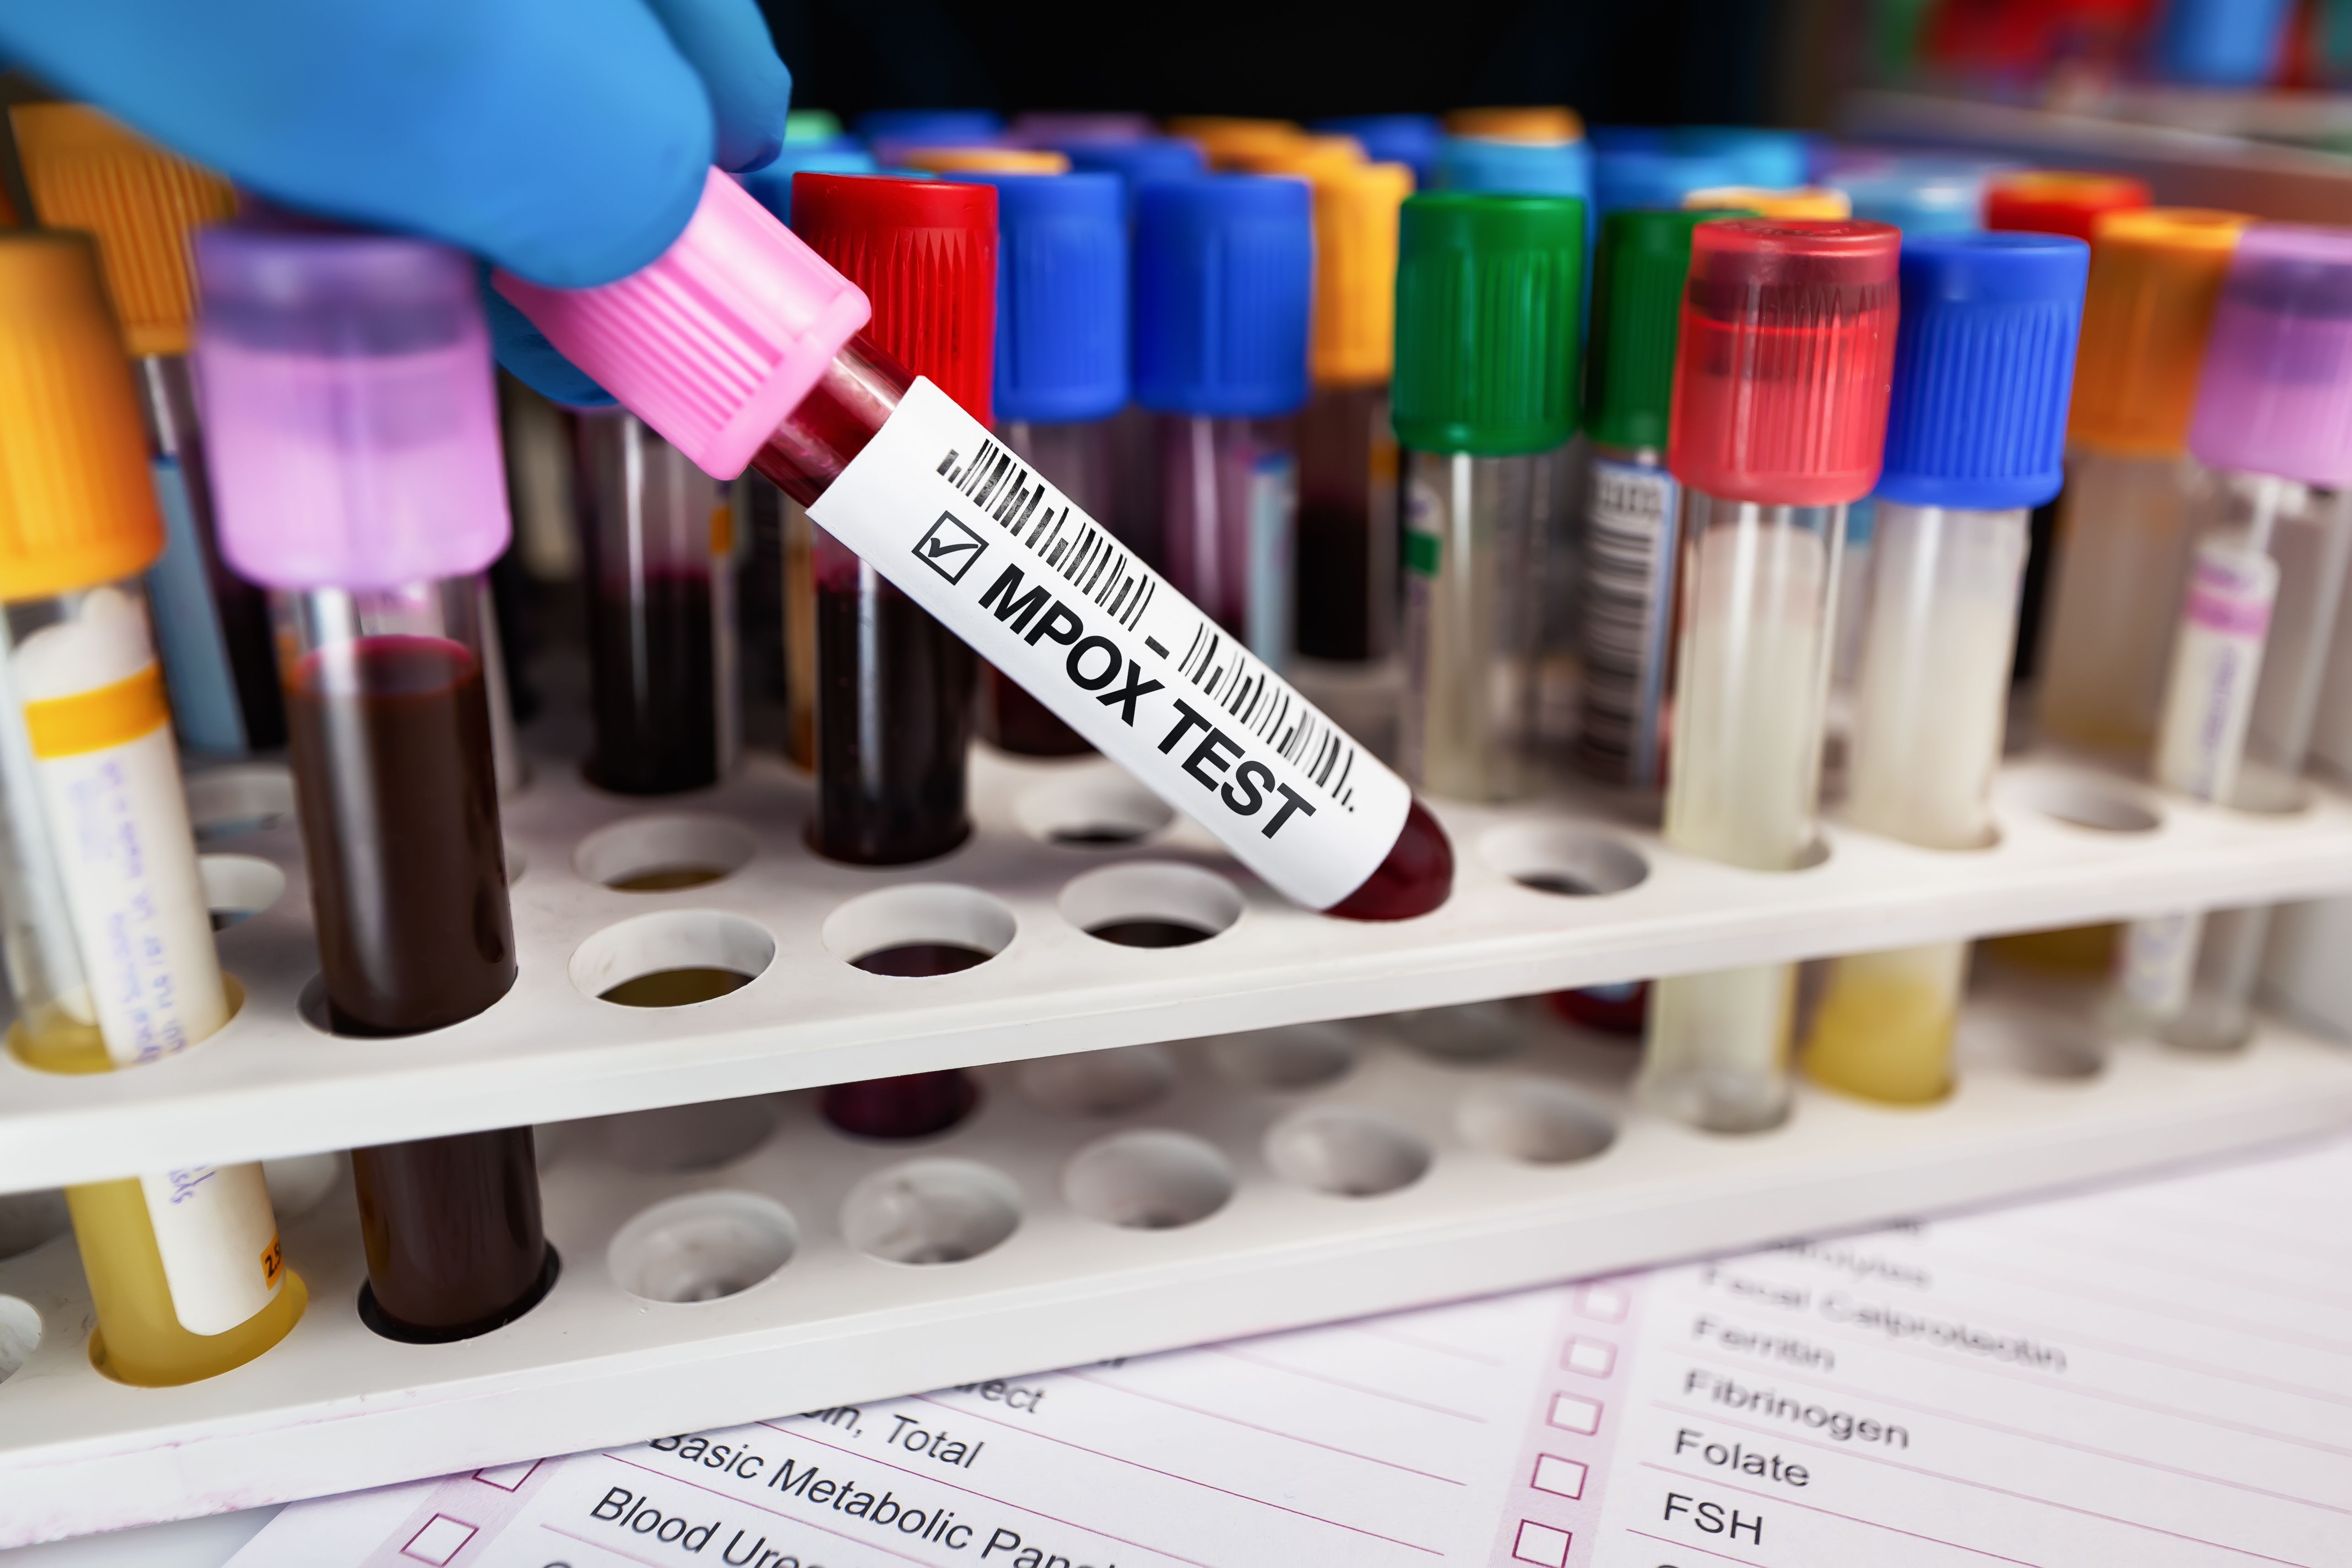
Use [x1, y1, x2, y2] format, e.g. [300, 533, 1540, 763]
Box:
[1246, 450, 1296, 670]
[11, 591, 228, 1066]
[141, 1162, 285, 1335]
[808, 379, 1411, 910]
[1578, 458, 1680, 786]
[2153, 542, 2278, 803]
[2121, 908, 2204, 1020]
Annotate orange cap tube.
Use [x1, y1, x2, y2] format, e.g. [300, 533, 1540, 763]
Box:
[1446, 106, 1586, 143]
[1307, 162, 1413, 386]
[897, 146, 1070, 175]
[2068, 208, 2252, 456]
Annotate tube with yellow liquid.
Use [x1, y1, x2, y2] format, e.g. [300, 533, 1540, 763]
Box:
[1806, 234, 2089, 1103]
[0, 232, 301, 1384]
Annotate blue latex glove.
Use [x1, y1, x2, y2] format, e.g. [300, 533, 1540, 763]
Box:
[0, 0, 792, 404]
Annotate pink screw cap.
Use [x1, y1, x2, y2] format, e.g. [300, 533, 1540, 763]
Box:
[495, 168, 873, 480]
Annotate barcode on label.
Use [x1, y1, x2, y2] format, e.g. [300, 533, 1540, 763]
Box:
[937, 437, 1361, 814]
[1577, 461, 1679, 784]
[939, 442, 1156, 631]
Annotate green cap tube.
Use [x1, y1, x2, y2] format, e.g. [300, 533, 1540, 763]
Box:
[1391, 191, 1584, 455]
[1584, 207, 1727, 454]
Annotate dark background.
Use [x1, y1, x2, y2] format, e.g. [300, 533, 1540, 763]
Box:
[758, 0, 1793, 128]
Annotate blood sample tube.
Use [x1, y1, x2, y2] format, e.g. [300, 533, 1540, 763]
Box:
[1290, 161, 1413, 667]
[1135, 175, 1313, 669]
[948, 169, 1130, 756]
[1673, 127, 1812, 189]
[1805, 233, 2090, 1104]
[0, 232, 303, 1385]
[571, 407, 737, 794]
[1393, 192, 1584, 801]
[1057, 137, 1207, 221]
[2034, 209, 2250, 760]
[1592, 149, 1740, 216]
[499, 169, 1453, 922]
[1636, 219, 1901, 1132]
[1311, 114, 1442, 187]
[2118, 228, 2352, 1052]
[789, 174, 995, 864]
[1576, 209, 1718, 787]
[9, 105, 283, 758]
[195, 226, 552, 1342]
[1447, 106, 1585, 143]
[1831, 161, 1988, 236]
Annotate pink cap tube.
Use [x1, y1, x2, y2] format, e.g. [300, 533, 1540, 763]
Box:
[2189, 224, 2352, 488]
[495, 168, 873, 481]
[194, 228, 511, 592]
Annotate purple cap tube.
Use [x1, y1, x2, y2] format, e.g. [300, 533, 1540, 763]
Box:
[2189, 223, 2352, 488]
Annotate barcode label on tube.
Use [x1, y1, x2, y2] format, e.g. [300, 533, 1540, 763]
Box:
[1576, 459, 1680, 787]
[812, 379, 1410, 909]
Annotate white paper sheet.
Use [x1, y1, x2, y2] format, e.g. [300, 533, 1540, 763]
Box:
[217, 1135, 2352, 1568]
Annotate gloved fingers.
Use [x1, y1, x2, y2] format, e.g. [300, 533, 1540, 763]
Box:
[637, 0, 793, 173]
[0, 0, 713, 288]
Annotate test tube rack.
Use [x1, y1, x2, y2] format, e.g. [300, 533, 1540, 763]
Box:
[4, 744, 2352, 1539]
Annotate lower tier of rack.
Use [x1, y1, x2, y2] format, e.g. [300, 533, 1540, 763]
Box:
[2, 975, 2348, 1545]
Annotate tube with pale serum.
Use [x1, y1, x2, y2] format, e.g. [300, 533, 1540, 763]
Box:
[500, 170, 1452, 919]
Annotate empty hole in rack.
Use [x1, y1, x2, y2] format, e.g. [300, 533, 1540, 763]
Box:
[1019, 1045, 1176, 1116]
[842, 1159, 1022, 1265]
[1384, 1002, 1527, 1063]
[1208, 1022, 1359, 1090]
[1480, 824, 1649, 897]
[574, 814, 756, 892]
[1062, 1130, 1234, 1229]
[609, 1191, 798, 1303]
[0, 1296, 40, 1384]
[1060, 862, 1243, 949]
[199, 854, 285, 930]
[1265, 1108, 1431, 1197]
[2016, 774, 2162, 834]
[1456, 1078, 1617, 1164]
[570, 910, 775, 1007]
[824, 885, 1016, 976]
[262, 1153, 343, 1220]
[185, 764, 296, 841]
[0, 1190, 69, 1261]
[588, 1097, 782, 1172]
[1015, 769, 1176, 847]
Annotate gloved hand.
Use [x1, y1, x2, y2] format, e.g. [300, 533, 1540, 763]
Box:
[0, 0, 792, 404]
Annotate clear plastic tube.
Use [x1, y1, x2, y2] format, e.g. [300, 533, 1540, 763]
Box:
[2120, 473, 2352, 1050]
[980, 418, 1116, 756]
[2035, 446, 2212, 759]
[1400, 449, 1554, 800]
[752, 338, 1452, 922]
[0, 580, 302, 1384]
[572, 407, 738, 794]
[1296, 383, 1399, 664]
[1805, 503, 2028, 1103]
[1638, 494, 1842, 1131]
[274, 575, 550, 1339]
[1159, 412, 1300, 669]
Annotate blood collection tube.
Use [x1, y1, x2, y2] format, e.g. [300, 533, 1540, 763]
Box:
[1134, 175, 1313, 670]
[2034, 209, 2250, 759]
[1674, 127, 1812, 188]
[195, 227, 551, 1341]
[0, 232, 303, 1385]
[571, 407, 737, 794]
[1447, 106, 1584, 142]
[1311, 114, 1442, 187]
[1575, 209, 1718, 787]
[499, 169, 1453, 922]
[900, 147, 1070, 177]
[2118, 228, 2352, 1052]
[1290, 162, 1413, 666]
[1827, 161, 1987, 236]
[789, 174, 994, 864]
[9, 105, 284, 758]
[1592, 149, 1739, 216]
[948, 169, 1130, 756]
[1637, 219, 1900, 1132]
[1393, 193, 1583, 800]
[1805, 234, 2090, 1104]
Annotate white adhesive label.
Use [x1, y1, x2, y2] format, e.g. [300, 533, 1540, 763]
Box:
[2152, 541, 2277, 802]
[140, 1162, 285, 1334]
[11, 591, 228, 1066]
[1246, 450, 1296, 669]
[807, 379, 1411, 909]
[1577, 458, 1680, 786]
[2121, 908, 2204, 1020]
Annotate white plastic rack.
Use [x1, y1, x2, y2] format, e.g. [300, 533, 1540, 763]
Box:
[2, 743, 2351, 1193]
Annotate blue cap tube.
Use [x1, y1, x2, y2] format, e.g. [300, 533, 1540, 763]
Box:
[1833, 163, 1987, 237]
[855, 108, 1005, 144]
[1594, 149, 1740, 214]
[1133, 175, 1312, 417]
[948, 171, 1130, 424]
[1672, 127, 1812, 190]
[1313, 115, 1443, 186]
[2154, 0, 2296, 86]
[1434, 136, 1592, 201]
[737, 145, 881, 225]
[1057, 137, 1208, 220]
